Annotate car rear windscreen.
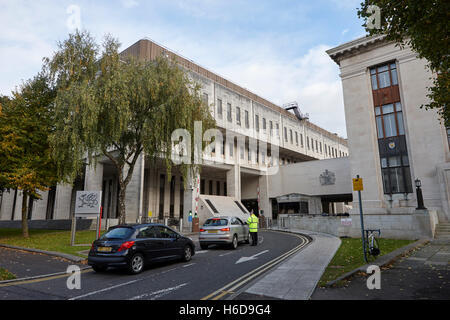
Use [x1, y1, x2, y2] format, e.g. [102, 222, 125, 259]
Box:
[100, 227, 135, 240]
[203, 218, 228, 227]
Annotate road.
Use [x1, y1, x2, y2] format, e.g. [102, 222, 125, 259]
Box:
[0, 230, 310, 300]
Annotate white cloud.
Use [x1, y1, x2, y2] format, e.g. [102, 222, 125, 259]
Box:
[121, 0, 139, 9]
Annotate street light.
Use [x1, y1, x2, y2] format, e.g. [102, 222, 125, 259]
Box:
[415, 178, 426, 210]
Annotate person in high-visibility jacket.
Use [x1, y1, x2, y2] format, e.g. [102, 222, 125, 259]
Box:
[247, 210, 259, 246]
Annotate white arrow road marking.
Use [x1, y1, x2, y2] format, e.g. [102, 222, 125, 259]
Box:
[128, 283, 188, 300]
[235, 250, 269, 264]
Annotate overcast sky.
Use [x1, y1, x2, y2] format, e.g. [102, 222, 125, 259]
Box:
[0, 0, 368, 138]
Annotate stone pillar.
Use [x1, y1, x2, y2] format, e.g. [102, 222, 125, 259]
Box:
[258, 174, 272, 219]
[182, 169, 200, 232]
[226, 165, 241, 200]
[84, 163, 104, 191]
[124, 154, 144, 223]
[54, 183, 73, 219]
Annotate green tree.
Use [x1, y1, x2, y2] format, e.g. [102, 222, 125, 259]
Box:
[358, 0, 449, 125]
[48, 31, 215, 224]
[0, 74, 58, 237]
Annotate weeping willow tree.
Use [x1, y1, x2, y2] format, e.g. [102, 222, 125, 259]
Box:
[48, 31, 215, 224]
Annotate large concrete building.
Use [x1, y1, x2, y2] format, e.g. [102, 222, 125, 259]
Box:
[326, 35, 449, 239]
[0, 39, 349, 229]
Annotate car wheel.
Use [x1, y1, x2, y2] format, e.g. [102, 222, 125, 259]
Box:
[183, 245, 192, 262]
[230, 234, 238, 250]
[92, 265, 107, 273]
[200, 243, 209, 250]
[128, 253, 144, 274]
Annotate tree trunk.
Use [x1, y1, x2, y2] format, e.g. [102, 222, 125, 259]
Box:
[118, 182, 127, 225]
[21, 191, 29, 238]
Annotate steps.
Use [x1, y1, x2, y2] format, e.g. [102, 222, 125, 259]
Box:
[434, 223, 450, 243]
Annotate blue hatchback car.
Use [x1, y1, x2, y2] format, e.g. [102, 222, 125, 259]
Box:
[88, 224, 195, 274]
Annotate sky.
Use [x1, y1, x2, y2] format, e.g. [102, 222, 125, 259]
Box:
[0, 0, 368, 138]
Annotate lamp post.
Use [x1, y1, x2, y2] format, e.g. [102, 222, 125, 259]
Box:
[415, 178, 426, 210]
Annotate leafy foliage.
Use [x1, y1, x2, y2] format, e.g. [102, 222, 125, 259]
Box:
[48, 31, 215, 223]
[0, 73, 58, 237]
[358, 0, 450, 125]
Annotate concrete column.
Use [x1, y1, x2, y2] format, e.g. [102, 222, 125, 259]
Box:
[54, 183, 73, 219]
[258, 174, 272, 218]
[84, 163, 104, 191]
[226, 165, 241, 200]
[182, 169, 200, 232]
[124, 154, 144, 223]
[174, 175, 181, 218]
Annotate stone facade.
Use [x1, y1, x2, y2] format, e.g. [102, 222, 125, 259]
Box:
[0, 39, 349, 230]
[327, 35, 449, 238]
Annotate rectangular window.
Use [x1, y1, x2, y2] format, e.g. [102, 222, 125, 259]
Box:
[270, 121, 273, 136]
[263, 118, 266, 131]
[169, 176, 175, 217]
[307, 137, 310, 149]
[255, 115, 259, 132]
[295, 132, 298, 146]
[245, 110, 249, 128]
[300, 134, 303, 147]
[276, 123, 279, 137]
[202, 93, 208, 105]
[290, 129, 293, 144]
[240, 145, 244, 159]
[227, 103, 232, 122]
[217, 99, 223, 119]
[236, 107, 241, 126]
[370, 62, 399, 90]
[216, 181, 220, 196]
[320, 142, 322, 153]
[284, 127, 288, 142]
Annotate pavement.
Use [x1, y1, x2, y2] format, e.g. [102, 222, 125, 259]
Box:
[234, 228, 341, 300]
[311, 239, 450, 300]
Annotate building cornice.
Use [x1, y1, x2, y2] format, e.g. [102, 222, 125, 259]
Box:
[327, 34, 389, 66]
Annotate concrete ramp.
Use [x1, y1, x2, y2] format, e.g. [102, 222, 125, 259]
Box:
[197, 195, 250, 225]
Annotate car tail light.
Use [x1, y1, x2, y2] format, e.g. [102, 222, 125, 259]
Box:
[118, 241, 135, 252]
[199, 228, 205, 232]
[220, 227, 230, 232]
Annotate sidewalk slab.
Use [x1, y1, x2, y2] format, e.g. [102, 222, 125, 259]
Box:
[242, 228, 341, 300]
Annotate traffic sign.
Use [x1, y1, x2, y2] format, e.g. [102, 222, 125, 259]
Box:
[353, 178, 363, 191]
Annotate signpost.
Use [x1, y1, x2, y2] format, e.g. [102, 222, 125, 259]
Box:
[353, 175, 367, 262]
[71, 191, 102, 246]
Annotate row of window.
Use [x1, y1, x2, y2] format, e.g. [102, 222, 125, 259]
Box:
[214, 98, 347, 158]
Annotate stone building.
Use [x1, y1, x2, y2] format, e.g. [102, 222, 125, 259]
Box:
[326, 35, 448, 239]
[0, 38, 349, 229]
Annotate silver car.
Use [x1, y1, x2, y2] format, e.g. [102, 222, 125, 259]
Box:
[199, 216, 250, 250]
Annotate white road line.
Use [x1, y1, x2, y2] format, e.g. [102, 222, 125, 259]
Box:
[196, 250, 208, 254]
[128, 283, 188, 300]
[219, 252, 234, 257]
[69, 278, 142, 300]
[182, 263, 196, 268]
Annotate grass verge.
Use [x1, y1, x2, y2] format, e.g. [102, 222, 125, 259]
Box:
[318, 237, 415, 287]
[0, 267, 16, 281]
[0, 229, 102, 258]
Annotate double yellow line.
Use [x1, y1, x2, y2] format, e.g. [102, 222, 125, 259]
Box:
[0, 269, 93, 288]
[201, 231, 311, 300]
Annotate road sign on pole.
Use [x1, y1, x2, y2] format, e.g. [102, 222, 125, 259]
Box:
[354, 175, 367, 262]
[71, 191, 102, 246]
